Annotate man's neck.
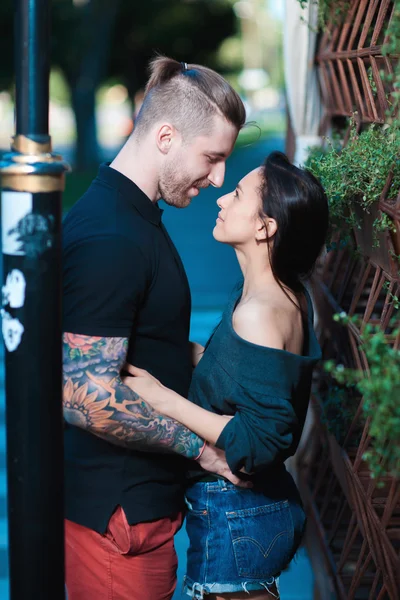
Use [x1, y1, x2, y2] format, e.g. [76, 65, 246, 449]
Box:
[109, 137, 160, 202]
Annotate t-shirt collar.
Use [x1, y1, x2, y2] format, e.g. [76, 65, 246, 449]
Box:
[97, 163, 163, 225]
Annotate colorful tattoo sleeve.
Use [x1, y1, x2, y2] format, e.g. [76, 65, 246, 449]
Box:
[62, 333, 203, 459]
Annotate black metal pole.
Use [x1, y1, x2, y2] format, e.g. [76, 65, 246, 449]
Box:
[15, 0, 50, 138]
[0, 0, 69, 597]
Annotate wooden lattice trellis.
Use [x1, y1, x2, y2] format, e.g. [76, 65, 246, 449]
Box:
[318, 0, 395, 124]
[294, 1, 400, 599]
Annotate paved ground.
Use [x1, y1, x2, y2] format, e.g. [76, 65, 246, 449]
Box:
[0, 136, 314, 598]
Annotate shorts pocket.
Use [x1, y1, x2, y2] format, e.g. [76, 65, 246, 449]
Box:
[184, 495, 208, 516]
[226, 500, 294, 578]
[104, 506, 131, 554]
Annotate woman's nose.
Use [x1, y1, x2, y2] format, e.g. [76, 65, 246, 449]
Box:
[217, 194, 227, 208]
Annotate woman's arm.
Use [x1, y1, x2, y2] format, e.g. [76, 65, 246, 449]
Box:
[215, 397, 297, 474]
[122, 362, 298, 477]
[159, 388, 232, 444]
[122, 366, 231, 444]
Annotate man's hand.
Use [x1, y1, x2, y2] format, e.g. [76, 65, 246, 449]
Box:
[196, 443, 252, 488]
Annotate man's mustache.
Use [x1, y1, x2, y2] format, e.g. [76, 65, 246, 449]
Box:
[194, 180, 210, 189]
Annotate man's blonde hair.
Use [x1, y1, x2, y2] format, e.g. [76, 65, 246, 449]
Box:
[134, 56, 246, 139]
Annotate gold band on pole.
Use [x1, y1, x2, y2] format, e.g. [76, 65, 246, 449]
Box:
[1, 174, 65, 193]
[12, 153, 62, 164]
[11, 134, 52, 155]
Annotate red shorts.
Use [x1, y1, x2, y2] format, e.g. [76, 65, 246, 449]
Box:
[65, 506, 184, 600]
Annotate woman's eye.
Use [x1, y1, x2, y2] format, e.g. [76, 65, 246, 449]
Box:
[233, 189, 239, 198]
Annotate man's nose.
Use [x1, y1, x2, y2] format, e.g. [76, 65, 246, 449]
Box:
[208, 162, 226, 188]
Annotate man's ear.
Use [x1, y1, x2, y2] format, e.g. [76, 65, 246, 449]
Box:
[156, 124, 176, 154]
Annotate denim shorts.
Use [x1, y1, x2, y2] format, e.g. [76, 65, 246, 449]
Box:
[183, 479, 306, 599]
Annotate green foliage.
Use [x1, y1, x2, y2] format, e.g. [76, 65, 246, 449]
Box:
[296, 0, 350, 32]
[107, 0, 238, 98]
[320, 384, 361, 445]
[382, 0, 400, 116]
[325, 314, 400, 483]
[49, 69, 71, 106]
[217, 36, 243, 72]
[298, 0, 400, 488]
[305, 121, 400, 245]
[383, 281, 400, 310]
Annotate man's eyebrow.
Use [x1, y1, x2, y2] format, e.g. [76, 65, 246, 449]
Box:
[207, 151, 227, 159]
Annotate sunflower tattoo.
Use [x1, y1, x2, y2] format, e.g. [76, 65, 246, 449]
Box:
[62, 333, 203, 458]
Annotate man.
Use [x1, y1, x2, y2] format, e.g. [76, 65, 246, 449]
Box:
[62, 56, 246, 599]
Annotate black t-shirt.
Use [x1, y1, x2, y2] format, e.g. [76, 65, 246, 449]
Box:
[63, 164, 192, 533]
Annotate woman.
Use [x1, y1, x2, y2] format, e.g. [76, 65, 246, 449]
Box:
[123, 152, 329, 599]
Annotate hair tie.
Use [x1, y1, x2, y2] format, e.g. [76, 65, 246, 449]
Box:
[181, 62, 188, 71]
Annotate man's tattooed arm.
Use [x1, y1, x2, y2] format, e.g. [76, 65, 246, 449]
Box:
[62, 333, 204, 459]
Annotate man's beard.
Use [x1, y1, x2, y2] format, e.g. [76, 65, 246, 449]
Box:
[159, 159, 208, 208]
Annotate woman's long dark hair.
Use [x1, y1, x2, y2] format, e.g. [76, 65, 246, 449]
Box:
[260, 151, 329, 297]
[204, 152, 329, 351]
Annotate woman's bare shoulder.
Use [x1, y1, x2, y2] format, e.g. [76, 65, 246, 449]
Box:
[233, 289, 304, 352]
[232, 298, 286, 349]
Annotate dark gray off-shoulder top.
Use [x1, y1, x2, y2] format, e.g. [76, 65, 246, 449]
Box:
[188, 286, 321, 478]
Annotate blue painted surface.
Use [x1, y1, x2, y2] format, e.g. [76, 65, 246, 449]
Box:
[0, 136, 314, 598]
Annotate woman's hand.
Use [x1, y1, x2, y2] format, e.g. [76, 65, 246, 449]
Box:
[122, 364, 172, 413]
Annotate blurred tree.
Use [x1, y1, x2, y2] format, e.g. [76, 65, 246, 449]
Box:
[1, 0, 237, 169]
[52, 0, 237, 170]
[52, 0, 122, 169]
[109, 0, 236, 100]
[0, 0, 14, 93]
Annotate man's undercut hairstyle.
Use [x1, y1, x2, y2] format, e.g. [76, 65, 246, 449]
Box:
[134, 56, 246, 140]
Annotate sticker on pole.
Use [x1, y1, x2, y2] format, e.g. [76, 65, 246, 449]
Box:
[2, 269, 26, 309]
[2, 191, 33, 255]
[1, 309, 24, 352]
[2, 191, 55, 257]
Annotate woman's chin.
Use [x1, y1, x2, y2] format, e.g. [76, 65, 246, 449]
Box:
[213, 228, 233, 246]
[212, 226, 223, 242]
